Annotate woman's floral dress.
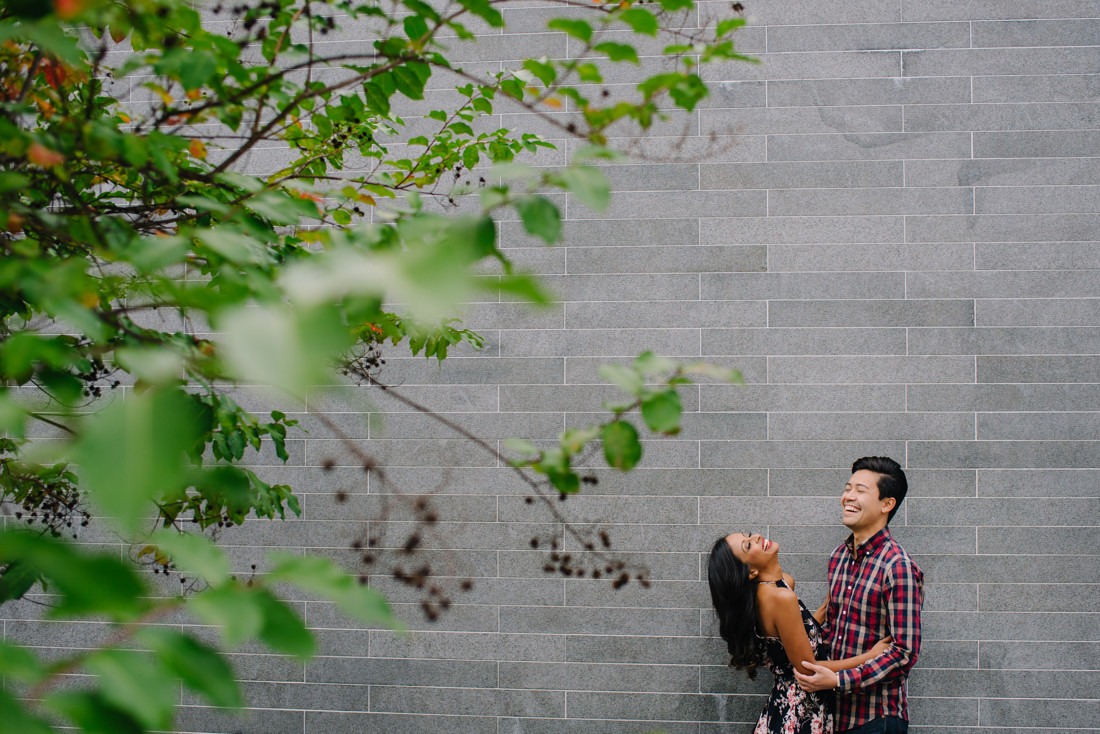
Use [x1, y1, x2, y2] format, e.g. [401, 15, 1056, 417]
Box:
[752, 580, 835, 734]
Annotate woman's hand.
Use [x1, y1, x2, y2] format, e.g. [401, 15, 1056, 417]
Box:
[870, 636, 893, 657]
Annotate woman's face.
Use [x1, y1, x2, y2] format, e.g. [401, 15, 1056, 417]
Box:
[725, 532, 778, 572]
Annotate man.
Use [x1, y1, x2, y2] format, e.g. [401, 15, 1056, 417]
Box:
[793, 456, 924, 734]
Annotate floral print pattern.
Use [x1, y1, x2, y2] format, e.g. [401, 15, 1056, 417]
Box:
[752, 580, 834, 734]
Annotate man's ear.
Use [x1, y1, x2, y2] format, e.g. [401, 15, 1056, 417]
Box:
[881, 497, 896, 515]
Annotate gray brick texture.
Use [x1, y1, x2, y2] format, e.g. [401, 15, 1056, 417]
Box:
[5, 2, 1099, 734]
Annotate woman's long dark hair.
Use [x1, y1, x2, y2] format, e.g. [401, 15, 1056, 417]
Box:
[707, 536, 763, 678]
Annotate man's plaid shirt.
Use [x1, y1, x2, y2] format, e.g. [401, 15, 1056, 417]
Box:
[824, 526, 924, 731]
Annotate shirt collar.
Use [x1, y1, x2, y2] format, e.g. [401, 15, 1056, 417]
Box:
[845, 526, 891, 560]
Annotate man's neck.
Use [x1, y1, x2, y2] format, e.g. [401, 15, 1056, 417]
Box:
[852, 522, 888, 547]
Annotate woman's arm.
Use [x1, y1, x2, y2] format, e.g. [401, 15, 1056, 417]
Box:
[761, 588, 823, 677]
[763, 588, 891, 676]
[814, 637, 892, 673]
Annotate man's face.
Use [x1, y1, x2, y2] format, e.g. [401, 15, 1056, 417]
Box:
[841, 469, 895, 534]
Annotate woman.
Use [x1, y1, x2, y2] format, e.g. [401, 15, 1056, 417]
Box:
[708, 532, 890, 734]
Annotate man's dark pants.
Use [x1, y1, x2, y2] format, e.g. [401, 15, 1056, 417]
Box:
[840, 716, 909, 734]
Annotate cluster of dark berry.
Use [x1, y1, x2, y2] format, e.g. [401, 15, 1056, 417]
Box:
[340, 342, 385, 382]
[77, 355, 122, 400]
[325, 457, 474, 622]
[531, 529, 650, 588]
[10, 492, 90, 539]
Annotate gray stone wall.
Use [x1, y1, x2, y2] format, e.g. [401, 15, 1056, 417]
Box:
[6, 0, 1100, 732]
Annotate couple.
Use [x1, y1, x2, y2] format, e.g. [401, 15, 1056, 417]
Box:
[708, 456, 924, 734]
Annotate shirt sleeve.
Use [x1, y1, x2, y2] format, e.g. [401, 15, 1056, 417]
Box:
[835, 557, 923, 693]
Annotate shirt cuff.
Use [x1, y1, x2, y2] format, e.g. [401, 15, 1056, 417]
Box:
[836, 668, 859, 692]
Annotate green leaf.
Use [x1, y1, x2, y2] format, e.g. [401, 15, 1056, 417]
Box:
[456, 0, 504, 27]
[246, 191, 311, 224]
[547, 468, 580, 494]
[333, 208, 352, 225]
[503, 438, 540, 457]
[620, 8, 659, 36]
[634, 351, 678, 375]
[657, 0, 694, 10]
[522, 58, 557, 88]
[85, 649, 177, 731]
[179, 51, 217, 89]
[514, 195, 561, 244]
[641, 389, 682, 434]
[363, 81, 391, 115]
[139, 628, 242, 709]
[121, 234, 190, 273]
[0, 532, 148, 620]
[594, 41, 639, 64]
[176, 195, 231, 215]
[0, 640, 45, 683]
[255, 588, 314, 659]
[684, 362, 743, 383]
[462, 145, 480, 170]
[0, 172, 30, 193]
[114, 346, 185, 386]
[602, 420, 642, 471]
[196, 227, 275, 266]
[43, 691, 144, 734]
[547, 18, 592, 42]
[187, 584, 264, 648]
[216, 303, 350, 399]
[716, 17, 747, 37]
[394, 63, 428, 100]
[555, 165, 610, 212]
[1, 19, 85, 65]
[0, 333, 51, 384]
[668, 73, 710, 111]
[72, 389, 202, 534]
[0, 395, 26, 438]
[0, 688, 54, 734]
[492, 272, 554, 305]
[561, 425, 600, 454]
[403, 14, 429, 40]
[149, 530, 231, 586]
[597, 363, 644, 396]
[268, 553, 399, 628]
[0, 558, 40, 603]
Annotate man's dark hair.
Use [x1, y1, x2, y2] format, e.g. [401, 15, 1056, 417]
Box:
[852, 456, 908, 523]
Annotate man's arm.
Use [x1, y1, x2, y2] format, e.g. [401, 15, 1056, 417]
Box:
[796, 558, 923, 693]
[812, 596, 829, 625]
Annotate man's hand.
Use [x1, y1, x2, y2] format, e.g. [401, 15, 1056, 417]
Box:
[794, 661, 838, 692]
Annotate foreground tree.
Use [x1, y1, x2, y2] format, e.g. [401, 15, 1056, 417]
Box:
[0, 0, 748, 729]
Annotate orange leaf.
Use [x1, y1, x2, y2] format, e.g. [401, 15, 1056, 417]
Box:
[53, 0, 86, 20]
[27, 142, 64, 167]
[186, 89, 203, 101]
[80, 292, 99, 308]
[543, 97, 563, 109]
[4, 213, 24, 234]
[189, 139, 207, 160]
[42, 60, 66, 89]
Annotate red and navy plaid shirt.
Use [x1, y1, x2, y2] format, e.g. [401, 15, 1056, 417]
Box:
[825, 526, 924, 731]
